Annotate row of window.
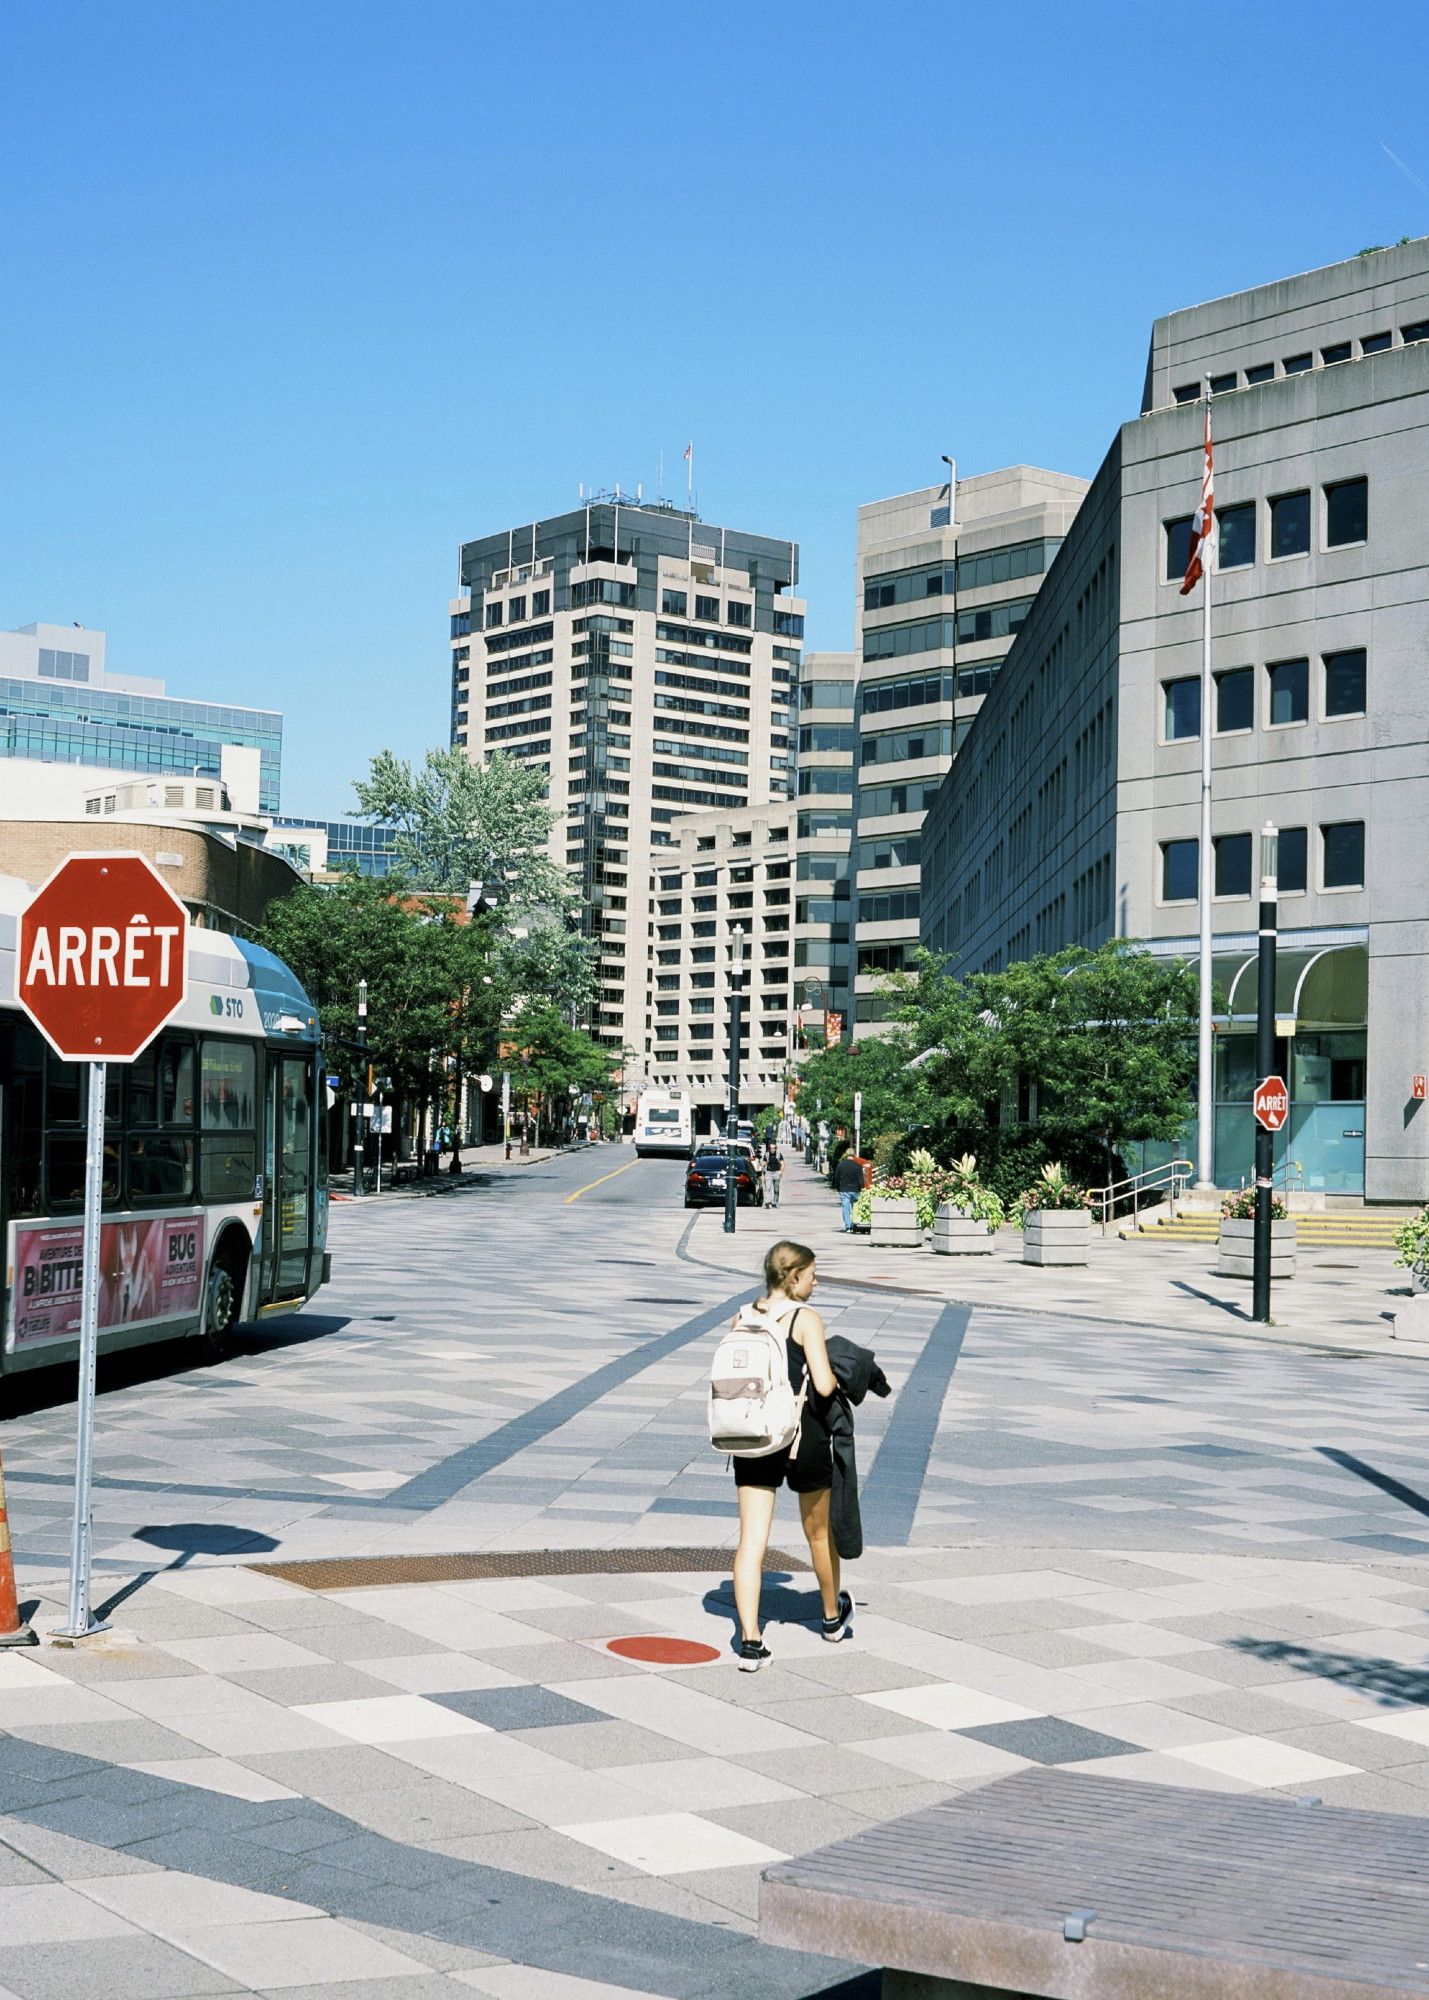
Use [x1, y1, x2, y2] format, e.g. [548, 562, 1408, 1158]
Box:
[658, 588, 753, 627]
[856, 779, 942, 818]
[1163, 647, 1366, 740]
[1165, 477, 1367, 579]
[486, 691, 551, 720]
[485, 669, 553, 703]
[862, 537, 1059, 610]
[1160, 821, 1364, 903]
[485, 621, 555, 655]
[860, 663, 1002, 716]
[858, 834, 921, 872]
[37, 647, 92, 683]
[857, 889, 921, 925]
[483, 588, 553, 628]
[860, 723, 963, 766]
[571, 578, 637, 610]
[1173, 327, 1429, 402]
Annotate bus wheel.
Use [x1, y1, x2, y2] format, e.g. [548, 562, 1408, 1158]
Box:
[199, 1248, 243, 1361]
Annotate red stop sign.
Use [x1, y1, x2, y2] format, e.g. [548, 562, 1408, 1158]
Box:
[1253, 1073, 1290, 1132]
[18, 853, 189, 1062]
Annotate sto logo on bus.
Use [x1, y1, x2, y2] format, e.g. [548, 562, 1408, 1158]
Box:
[17, 852, 190, 1063]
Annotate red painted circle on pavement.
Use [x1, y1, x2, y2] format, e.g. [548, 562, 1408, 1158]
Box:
[607, 1635, 720, 1665]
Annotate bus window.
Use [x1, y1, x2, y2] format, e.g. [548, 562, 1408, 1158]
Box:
[128, 1037, 196, 1130]
[127, 1135, 195, 1203]
[44, 1055, 121, 1208]
[2, 1016, 45, 1217]
[200, 1040, 257, 1201]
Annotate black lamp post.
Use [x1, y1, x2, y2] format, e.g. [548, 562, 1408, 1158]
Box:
[354, 977, 368, 1198]
[1253, 821, 1279, 1324]
[724, 925, 745, 1235]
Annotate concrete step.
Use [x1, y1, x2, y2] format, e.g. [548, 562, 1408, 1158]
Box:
[1135, 1214, 1403, 1249]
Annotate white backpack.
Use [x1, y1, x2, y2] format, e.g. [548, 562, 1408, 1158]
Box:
[708, 1303, 806, 1457]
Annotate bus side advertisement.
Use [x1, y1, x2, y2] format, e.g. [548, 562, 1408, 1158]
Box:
[8, 1214, 206, 1349]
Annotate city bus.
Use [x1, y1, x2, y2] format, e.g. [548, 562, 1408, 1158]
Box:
[0, 873, 330, 1402]
[633, 1086, 694, 1159]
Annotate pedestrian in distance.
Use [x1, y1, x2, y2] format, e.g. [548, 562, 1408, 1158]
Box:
[833, 1148, 865, 1231]
[723, 1241, 852, 1669]
[763, 1134, 784, 1209]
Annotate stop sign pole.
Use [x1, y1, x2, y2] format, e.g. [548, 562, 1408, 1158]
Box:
[16, 855, 189, 1640]
[1252, 825, 1279, 1325]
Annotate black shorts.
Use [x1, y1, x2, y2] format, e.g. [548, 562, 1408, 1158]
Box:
[733, 1414, 832, 1494]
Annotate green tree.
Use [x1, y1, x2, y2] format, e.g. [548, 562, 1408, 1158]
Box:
[795, 1029, 926, 1146]
[503, 1003, 620, 1143]
[355, 746, 570, 909]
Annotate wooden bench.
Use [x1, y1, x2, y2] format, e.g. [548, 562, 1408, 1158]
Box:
[760, 1767, 1429, 1999]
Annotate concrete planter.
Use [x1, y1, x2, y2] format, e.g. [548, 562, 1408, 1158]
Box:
[933, 1203, 995, 1255]
[868, 1196, 922, 1249]
[1022, 1208, 1091, 1266]
[1216, 1217, 1297, 1280]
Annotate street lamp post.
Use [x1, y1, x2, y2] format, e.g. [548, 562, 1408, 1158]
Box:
[1253, 823, 1279, 1325]
[520, 1057, 530, 1157]
[354, 977, 369, 1198]
[724, 925, 745, 1236]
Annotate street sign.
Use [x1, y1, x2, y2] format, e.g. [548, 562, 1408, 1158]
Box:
[1252, 1074, 1290, 1132]
[18, 853, 188, 1061]
[16, 854, 189, 1645]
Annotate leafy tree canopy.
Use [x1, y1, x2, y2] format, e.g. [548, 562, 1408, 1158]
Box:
[354, 746, 569, 910]
[502, 1002, 620, 1104]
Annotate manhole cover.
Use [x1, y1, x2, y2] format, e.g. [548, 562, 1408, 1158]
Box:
[252, 1545, 809, 1591]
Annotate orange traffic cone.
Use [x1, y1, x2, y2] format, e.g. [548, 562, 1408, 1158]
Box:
[0, 1450, 37, 1647]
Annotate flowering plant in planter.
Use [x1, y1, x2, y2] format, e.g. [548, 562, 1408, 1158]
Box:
[853, 1148, 964, 1230]
[942, 1153, 1006, 1231]
[1013, 1161, 1092, 1227]
[1392, 1205, 1429, 1277]
[1221, 1188, 1289, 1221]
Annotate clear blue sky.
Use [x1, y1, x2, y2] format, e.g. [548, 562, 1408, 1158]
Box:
[4, 1, 1426, 817]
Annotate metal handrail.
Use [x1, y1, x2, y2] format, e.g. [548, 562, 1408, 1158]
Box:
[1089, 1158, 1195, 1231]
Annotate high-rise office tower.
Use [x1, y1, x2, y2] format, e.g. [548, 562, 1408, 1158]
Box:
[851, 468, 1088, 1027]
[451, 500, 804, 1077]
[791, 651, 856, 1044]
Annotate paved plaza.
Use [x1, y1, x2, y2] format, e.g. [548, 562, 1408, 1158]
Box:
[4, 1152, 1429, 1997]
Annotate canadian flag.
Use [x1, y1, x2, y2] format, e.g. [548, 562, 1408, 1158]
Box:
[1180, 402, 1214, 596]
[683, 442, 692, 462]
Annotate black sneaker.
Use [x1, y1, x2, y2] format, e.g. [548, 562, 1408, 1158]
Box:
[821, 1591, 853, 1643]
[737, 1638, 772, 1672]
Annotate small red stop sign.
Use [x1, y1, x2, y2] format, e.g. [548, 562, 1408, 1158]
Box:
[1253, 1074, 1290, 1132]
[18, 853, 189, 1062]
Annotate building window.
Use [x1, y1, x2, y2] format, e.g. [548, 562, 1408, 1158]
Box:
[1245, 362, 1275, 385]
[533, 589, 550, 616]
[1278, 826, 1308, 894]
[1321, 340, 1351, 367]
[1402, 319, 1429, 345]
[1215, 667, 1253, 733]
[1361, 331, 1392, 355]
[694, 595, 720, 623]
[1213, 832, 1252, 898]
[508, 595, 526, 623]
[485, 602, 503, 628]
[1164, 516, 1193, 581]
[1173, 383, 1200, 405]
[662, 589, 687, 616]
[1161, 838, 1199, 903]
[1324, 476, 1368, 548]
[1269, 490, 1311, 559]
[1321, 821, 1365, 890]
[1283, 352, 1313, 375]
[1163, 677, 1201, 740]
[726, 600, 752, 628]
[1324, 647, 1367, 718]
[1217, 501, 1255, 570]
[1267, 657, 1309, 727]
[1209, 371, 1237, 395]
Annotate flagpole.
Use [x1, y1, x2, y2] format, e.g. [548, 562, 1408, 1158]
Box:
[1195, 382, 1215, 1192]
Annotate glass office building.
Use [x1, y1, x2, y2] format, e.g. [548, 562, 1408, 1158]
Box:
[0, 623, 282, 814]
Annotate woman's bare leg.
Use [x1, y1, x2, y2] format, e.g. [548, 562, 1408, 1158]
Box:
[798, 1487, 841, 1620]
[733, 1485, 777, 1641]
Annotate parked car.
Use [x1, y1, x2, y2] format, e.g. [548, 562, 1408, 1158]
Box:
[685, 1148, 760, 1208]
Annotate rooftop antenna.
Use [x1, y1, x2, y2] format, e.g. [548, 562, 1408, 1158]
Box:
[658, 448, 664, 502]
[636, 483, 642, 502]
[579, 481, 585, 500]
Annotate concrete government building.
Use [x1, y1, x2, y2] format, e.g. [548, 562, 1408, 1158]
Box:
[920, 240, 1429, 1204]
[450, 499, 803, 1090]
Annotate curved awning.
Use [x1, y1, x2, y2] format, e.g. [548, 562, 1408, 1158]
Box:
[1143, 928, 1367, 1032]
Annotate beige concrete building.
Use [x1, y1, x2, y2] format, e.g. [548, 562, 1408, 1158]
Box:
[792, 651, 856, 1044]
[451, 500, 803, 1085]
[853, 467, 1088, 1026]
[644, 802, 794, 1131]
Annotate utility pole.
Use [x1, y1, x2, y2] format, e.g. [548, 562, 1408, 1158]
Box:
[354, 977, 368, 1198]
[1253, 823, 1279, 1324]
[724, 925, 745, 1235]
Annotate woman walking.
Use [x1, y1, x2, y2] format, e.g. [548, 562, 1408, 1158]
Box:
[731, 1239, 852, 1670]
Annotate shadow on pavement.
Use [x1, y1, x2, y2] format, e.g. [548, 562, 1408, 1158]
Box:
[1317, 1446, 1429, 1521]
[92, 1523, 281, 1623]
[1228, 1635, 1429, 1707]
